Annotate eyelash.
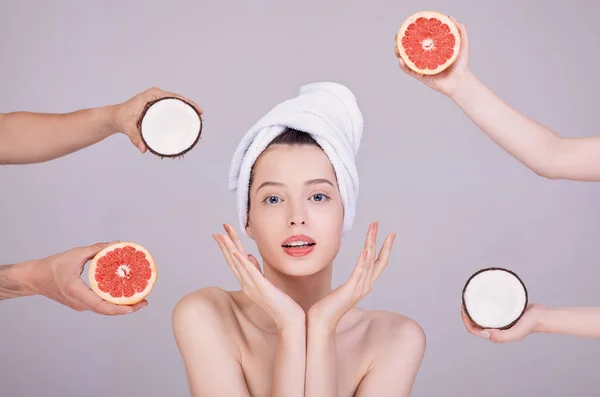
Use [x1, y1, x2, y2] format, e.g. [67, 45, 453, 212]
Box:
[262, 193, 331, 204]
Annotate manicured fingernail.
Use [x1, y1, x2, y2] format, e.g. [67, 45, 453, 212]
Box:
[481, 331, 490, 339]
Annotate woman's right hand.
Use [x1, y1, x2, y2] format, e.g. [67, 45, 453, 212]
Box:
[213, 224, 306, 332]
[395, 16, 472, 98]
[461, 303, 546, 343]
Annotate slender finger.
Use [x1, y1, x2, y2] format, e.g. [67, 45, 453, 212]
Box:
[221, 235, 256, 286]
[247, 254, 262, 273]
[231, 251, 257, 288]
[349, 249, 368, 286]
[223, 224, 247, 256]
[232, 251, 265, 281]
[365, 222, 378, 276]
[77, 242, 117, 264]
[70, 280, 139, 315]
[371, 233, 395, 282]
[213, 234, 242, 282]
[162, 91, 204, 115]
[450, 16, 470, 55]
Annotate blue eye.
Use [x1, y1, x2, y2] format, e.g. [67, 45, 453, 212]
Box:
[311, 193, 328, 202]
[265, 196, 280, 204]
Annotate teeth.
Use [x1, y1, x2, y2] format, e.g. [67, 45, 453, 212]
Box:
[283, 241, 314, 247]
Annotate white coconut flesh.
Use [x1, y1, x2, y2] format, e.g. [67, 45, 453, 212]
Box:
[140, 98, 201, 156]
[463, 269, 527, 328]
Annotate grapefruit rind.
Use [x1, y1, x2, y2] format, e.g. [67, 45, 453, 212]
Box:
[396, 11, 461, 75]
[88, 242, 157, 305]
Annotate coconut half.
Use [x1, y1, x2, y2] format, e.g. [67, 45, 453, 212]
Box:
[138, 97, 203, 158]
[462, 267, 528, 330]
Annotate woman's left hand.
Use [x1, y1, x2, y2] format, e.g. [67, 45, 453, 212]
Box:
[307, 222, 396, 332]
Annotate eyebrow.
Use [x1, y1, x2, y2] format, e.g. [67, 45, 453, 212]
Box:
[256, 178, 334, 193]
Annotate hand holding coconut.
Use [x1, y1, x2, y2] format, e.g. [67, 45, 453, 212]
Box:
[112, 87, 203, 157]
[461, 303, 545, 343]
[307, 222, 396, 332]
[0, 242, 148, 315]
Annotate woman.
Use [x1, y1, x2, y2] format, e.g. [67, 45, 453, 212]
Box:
[172, 83, 426, 396]
[397, 17, 600, 342]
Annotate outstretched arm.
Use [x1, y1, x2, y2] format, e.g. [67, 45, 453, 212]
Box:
[449, 72, 600, 181]
[0, 106, 118, 165]
[396, 16, 600, 181]
[536, 307, 600, 338]
[0, 87, 202, 165]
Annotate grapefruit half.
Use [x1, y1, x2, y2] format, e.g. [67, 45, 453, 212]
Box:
[396, 11, 461, 75]
[88, 242, 157, 305]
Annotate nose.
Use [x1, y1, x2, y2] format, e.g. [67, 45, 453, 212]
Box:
[288, 202, 307, 227]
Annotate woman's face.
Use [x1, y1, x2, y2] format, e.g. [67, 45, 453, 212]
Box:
[246, 143, 344, 277]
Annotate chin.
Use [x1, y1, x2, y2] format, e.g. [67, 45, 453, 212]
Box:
[274, 250, 333, 277]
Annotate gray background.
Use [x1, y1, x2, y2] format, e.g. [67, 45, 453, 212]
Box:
[2, 0, 600, 396]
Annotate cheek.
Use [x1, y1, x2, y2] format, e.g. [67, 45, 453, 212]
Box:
[248, 205, 285, 245]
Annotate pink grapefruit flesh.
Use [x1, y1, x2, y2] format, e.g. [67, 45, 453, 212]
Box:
[88, 242, 157, 305]
[396, 11, 461, 75]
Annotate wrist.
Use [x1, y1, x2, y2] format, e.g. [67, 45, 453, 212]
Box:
[531, 305, 550, 334]
[446, 69, 478, 102]
[277, 315, 306, 335]
[307, 312, 338, 336]
[0, 261, 39, 298]
[99, 104, 121, 136]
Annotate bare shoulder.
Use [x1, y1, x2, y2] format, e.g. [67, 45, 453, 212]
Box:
[172, 286, 237, 328]
[172, 288, 256, 395]
[171, 287, 240, 350]
[360, 309, 426, 355]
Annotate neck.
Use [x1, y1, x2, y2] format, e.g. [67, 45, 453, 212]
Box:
[262, 262, 332, 312]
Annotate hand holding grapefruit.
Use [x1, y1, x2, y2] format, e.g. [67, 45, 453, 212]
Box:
[395, 13, 471, 96]
[28, 242, 148, 315]
[88, 242, 157, 306]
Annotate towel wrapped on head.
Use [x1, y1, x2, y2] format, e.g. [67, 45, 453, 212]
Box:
[228, 82, 364, 236]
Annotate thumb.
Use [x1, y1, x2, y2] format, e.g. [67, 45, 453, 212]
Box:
[247, 254, 261, 273]
[127, 130, 146, 153]
[485, 328, 518, 343]
[81, 241, 120, 261]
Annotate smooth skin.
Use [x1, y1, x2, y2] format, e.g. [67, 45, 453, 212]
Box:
[172, 143, 426, 396]
[1, 87, 202, 315]
[397, 17, 600, 341]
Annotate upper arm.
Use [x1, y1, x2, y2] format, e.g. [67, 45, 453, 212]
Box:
[547, 136, 600, 181]
[172, 289, 251, 397]
[355, 318, 426, 397]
